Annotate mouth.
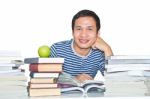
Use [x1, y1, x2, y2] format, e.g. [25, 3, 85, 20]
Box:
[79, 39, 89, 44]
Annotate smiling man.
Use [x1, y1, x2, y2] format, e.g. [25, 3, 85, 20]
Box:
[50, 9, 113, 82]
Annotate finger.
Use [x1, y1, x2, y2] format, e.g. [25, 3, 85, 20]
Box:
[82, 74, 93, 80]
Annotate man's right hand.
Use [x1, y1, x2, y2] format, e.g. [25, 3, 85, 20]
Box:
[75, 73, 93, 82]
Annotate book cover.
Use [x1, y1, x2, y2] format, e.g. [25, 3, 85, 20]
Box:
[24, 57, 64, 64]
[29, 63, 62, 72]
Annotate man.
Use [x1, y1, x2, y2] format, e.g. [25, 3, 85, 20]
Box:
[50, 9, 113, 82]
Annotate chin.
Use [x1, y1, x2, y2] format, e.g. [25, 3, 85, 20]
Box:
[79, 45, 91, 49]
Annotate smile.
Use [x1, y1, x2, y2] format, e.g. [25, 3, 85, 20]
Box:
[79, 39, 89, 44]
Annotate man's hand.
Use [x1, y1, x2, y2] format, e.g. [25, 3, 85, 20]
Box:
[75, 73, 93, 82]
[92, 36, 113, 57]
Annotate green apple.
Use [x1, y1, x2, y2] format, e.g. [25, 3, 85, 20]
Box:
[38, 45, 50, 57]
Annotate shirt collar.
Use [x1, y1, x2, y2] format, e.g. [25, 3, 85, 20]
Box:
[71, 39, 92, 59]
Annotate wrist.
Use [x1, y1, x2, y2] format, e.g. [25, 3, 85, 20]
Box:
[104, 45, 113, 57]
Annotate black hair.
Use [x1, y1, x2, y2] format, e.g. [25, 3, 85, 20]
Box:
[72, 9, 100, 32]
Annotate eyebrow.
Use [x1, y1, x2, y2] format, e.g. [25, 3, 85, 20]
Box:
[75, 25, 94, 28]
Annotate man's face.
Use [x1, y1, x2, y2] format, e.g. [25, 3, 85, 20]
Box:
[73, 16, 98, 49]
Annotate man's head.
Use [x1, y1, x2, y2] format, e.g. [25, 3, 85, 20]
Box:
[72, 9, 101, 32]
[72, 10, 101, 51]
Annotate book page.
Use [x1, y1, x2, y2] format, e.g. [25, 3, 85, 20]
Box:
[81, 80, 104, 87]
[61, 87, 84, 93]
[58, 72, 104, 87]
[58, 72, 79, 86]
[84, 84, 105, 93]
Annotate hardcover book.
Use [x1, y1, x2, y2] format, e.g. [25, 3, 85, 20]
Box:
[106, 64, 150, 72]
[24, 57, 64, 64]
[29, 88, 61, 96]
[29, 63, 62, 72]
[29, 83, 58, 88]
[30, 78, 57, 83]
[30, 72, 60, 78]
[107, 55, 150, 59]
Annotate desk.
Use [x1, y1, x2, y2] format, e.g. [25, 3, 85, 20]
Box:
[0, 77, 150, 99]
[0, 84, 150, 99]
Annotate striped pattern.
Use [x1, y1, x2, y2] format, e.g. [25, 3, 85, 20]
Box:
[50, 39, 105, 78]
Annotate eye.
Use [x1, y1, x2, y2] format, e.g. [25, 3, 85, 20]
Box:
[88, 28, 93, 31]
[75, 27, 81, 30]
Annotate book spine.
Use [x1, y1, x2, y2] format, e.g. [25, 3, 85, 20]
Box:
[29, 64, 38, 72]
[29, 63, 62, 72]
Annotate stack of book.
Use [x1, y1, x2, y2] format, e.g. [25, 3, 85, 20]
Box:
[24, 57, 64, 97]
[145, 77, 150, 95]
[104, 55, 150, 96]
[0, 71, 27, 98]
[0, 50, 27, 98]
[0, 50, 24, 74]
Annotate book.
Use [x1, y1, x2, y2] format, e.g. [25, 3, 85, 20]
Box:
[0, 59, 23, 64]
[107, 59, 150, 64]
[24, 57, 64, 64]
[57, 72, 105, 94]
[0, 63, 18, 67]
[29, 83, 58, 88]
[29, 63, 62, 72]
[107, 55, 150, 60]
[30, 78, 57, 83]
[128, 70, 150, 77]
[0, 69, 22, 74]
[0, 50, 21, 57]
[30, 72, 60, 78]
[106, 64, 150, 68]
[105, 71, 150, 77]
[29, 88, 61, 96]
[106, 64, 150, 72]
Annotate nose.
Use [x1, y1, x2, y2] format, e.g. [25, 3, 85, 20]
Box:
[80, 29, 87, 37]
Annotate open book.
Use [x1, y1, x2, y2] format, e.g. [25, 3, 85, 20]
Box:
[57, 72, 105, 95]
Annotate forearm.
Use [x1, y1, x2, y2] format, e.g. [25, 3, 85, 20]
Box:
[104, 44, 113, 57]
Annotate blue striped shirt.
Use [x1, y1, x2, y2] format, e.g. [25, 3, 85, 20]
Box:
[50, 39, 105, 78]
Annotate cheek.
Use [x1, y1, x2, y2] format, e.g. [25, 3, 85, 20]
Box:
[89, 34, 97, 40]
[72, 31, 79, 37]
[89, 35, 97, 43]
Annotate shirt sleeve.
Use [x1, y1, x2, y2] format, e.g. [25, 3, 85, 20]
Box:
[50, 44, 57, 57]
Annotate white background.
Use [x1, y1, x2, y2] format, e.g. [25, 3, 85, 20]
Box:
[0, 0, 150, 58]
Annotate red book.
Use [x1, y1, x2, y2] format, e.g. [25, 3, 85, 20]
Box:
[30, 78, 57, 84]
[29, 63, 62, 72]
